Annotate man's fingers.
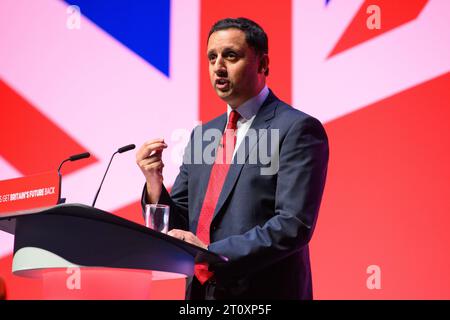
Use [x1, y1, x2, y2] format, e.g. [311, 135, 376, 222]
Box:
[137, 153, 163, 172]
[142, 142, 167, 157]
[139, 142, 166, 157]
[143, 161, 164, 172]
[139, 153, 162, 165]
[168, 229, 187, 240]
[144, 138, 165, 146]
[136, 142, 167, 162]
[167, 230, 204, 247]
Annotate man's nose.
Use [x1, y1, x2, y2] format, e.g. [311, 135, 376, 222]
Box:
[213, 56, 227, 75]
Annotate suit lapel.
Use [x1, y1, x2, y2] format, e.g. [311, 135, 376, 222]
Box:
[212, 92, 278, 220]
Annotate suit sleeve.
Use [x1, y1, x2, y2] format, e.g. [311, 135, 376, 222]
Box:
[208, 116, 329, 279]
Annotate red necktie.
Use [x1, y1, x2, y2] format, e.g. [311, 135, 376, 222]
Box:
[195, 110, 240, 284]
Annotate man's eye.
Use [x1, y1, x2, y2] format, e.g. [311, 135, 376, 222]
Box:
[227, 53, 237, 59]
[208, 54, 217, 61]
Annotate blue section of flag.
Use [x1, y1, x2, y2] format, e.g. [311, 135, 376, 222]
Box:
[325, 0, 331, 5]
[65, 0, 171, 77]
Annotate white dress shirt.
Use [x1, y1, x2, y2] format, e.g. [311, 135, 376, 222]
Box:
[225, 85, 270, 158]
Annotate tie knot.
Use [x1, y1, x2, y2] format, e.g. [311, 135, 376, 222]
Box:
[227, 110, 240, 129]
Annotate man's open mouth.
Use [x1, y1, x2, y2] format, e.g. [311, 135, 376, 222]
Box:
[215, 78, 230, 91]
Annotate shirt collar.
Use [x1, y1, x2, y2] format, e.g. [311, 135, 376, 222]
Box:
[227, 85, 269, 121]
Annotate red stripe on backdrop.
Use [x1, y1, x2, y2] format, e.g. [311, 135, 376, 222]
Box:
[112, 200, 144, 225]
[328, 0, 429, 58]
[0, 254, 42, 299]
[0, 80, 97, 176]
[312, 72, 450, 299]
[199, 0, 292, 123]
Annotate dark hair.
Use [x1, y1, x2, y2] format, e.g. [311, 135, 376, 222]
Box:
[208, 17, 269, 75]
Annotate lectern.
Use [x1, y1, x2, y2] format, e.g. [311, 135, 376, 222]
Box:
[0, 204, 227, 299]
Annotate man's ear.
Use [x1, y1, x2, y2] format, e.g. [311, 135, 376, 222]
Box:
[259, 54, 269, 76]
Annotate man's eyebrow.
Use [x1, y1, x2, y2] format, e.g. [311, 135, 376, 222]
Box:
[222, 45, 240, 51]
[222, 47, 239, 54]
[207, 46, 241, 57]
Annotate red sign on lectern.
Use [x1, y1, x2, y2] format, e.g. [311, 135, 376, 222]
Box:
[0, 171, 60, 215]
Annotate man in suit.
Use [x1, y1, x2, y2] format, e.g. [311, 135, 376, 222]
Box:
[136, 17, 329, 299]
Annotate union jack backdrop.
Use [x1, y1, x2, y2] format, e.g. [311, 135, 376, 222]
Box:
[1, 0, 449, 299]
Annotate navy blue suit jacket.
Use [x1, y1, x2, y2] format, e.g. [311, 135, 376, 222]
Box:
[143, 91, 329, 299]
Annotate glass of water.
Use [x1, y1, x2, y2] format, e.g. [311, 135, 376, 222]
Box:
[145, 204, 170, 234]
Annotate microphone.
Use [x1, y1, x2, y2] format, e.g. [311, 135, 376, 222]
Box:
[91, 144, 136, 207]
[57, 152, 91, 204]
[118, 144, 136, 154]
[58, 152, 90, 175]
[69, 152, 91, 161]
